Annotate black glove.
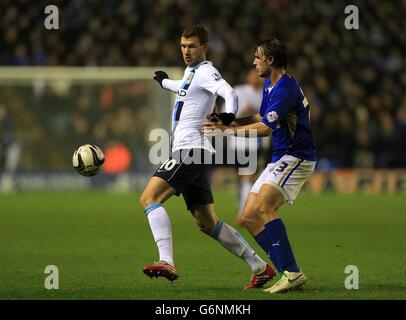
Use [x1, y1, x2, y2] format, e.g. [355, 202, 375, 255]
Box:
[217, 112, 236, 125]
[153, 71, 169, 87]
[206, 112, 220, 122]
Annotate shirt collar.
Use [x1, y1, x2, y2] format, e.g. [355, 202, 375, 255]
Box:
[188, 60, 211, 71]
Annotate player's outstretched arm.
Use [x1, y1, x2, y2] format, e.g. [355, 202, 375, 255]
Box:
[153, 71, 168, 87]
[233, 113, 261, 125]
[202, 119, 272, 138]
[207, 112, 259, 127]
[153, 71, 182, 93]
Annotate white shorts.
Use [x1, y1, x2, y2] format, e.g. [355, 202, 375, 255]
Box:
[250, 155, 316, 204]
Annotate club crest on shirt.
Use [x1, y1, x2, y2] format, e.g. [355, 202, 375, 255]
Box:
[211, 73, 222, 81]
[266, 111, 279, 122]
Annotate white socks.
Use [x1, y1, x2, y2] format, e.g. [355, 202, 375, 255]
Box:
[213, 221, 266, 274]
[144, 203, 266, 274]
[145, 203, 174, 265]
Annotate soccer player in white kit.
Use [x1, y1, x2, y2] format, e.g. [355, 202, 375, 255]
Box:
[140, 25, 276, 288]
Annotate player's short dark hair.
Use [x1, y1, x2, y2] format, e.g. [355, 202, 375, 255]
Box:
[257, 38, 287, 69]
[181, 25, 208, 45]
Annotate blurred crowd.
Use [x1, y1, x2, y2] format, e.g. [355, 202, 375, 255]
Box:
[1, 0, 405, 168]
[0, 80, 165, 172]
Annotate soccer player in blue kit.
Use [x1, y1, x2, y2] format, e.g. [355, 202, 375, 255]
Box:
[203, 38, 317, 293]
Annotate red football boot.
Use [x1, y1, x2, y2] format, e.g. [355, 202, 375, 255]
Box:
[244, 264, 276, 289]
[143, 261, 179, 282]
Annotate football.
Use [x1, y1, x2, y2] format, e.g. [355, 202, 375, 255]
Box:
[72, 144, 105, 177]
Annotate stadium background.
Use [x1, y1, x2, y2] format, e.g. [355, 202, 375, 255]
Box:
[0, 0, 405, 300]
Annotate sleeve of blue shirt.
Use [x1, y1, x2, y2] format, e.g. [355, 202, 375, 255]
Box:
[261, 85, 298, 130]
[259, 80, 269, 117]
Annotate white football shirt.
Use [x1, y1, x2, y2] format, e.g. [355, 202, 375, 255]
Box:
[162, 61, 231, 153]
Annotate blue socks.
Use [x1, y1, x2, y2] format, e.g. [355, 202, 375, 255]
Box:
[254, 218, 300, 273]
[253, 226, 280, 272]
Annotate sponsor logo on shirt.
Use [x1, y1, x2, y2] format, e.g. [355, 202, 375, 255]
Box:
[187, 74, 194, 82]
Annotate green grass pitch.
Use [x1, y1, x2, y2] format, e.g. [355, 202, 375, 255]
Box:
[0, 190, 405, 300]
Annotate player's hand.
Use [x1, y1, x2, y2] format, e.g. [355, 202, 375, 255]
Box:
[206, 112, 220, 122]
[205, 112, 235, 125]
[202, 121, 227, 135]
[153, 71, 169, 87]
[217, 112, 236, 125]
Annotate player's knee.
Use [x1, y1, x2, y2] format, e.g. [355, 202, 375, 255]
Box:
[242, 199, 278, 233]
[194, 214, 216, 235]
[139, 194, 148, 208]
[195, 220, 215, 235]
[198, 224, 211, 235]
[242, 213, 259, 232]
[244, 201, 261, 219]
[139, 192, 157, 208]
[242, 207, 260, 230]
[257, 202, 274, 216]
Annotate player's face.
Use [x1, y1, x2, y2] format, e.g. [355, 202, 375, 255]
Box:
[180, 36, 208, 67]
[253, 47, 271, 78]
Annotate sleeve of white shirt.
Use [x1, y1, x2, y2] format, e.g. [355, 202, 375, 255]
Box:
[199, 67, 238, 114]
[216, 82, 238, 115]
[199, 67, 226, 94]
[162, 79, 182, 93]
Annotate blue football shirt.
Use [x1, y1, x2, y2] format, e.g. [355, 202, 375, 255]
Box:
[260, 74, 317, 162]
